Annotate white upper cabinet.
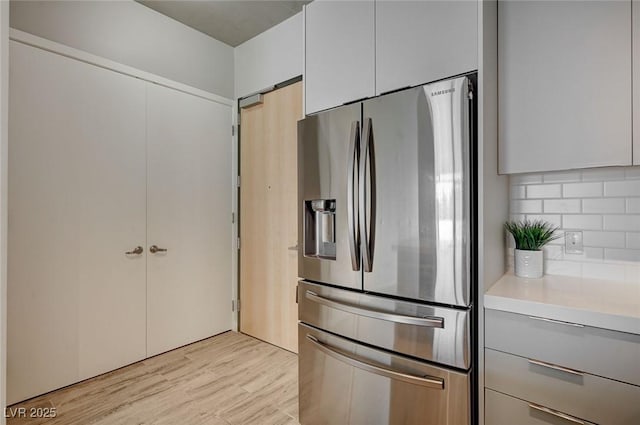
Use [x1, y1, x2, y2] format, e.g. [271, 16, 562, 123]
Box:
[634, 0, 640, 165]
[375, 1, 477, 95]
[305, 0, 375, 114]
[499, 1, 632, 174]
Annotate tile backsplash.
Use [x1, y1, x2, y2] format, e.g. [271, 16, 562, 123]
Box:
[508, 167, 640, 283]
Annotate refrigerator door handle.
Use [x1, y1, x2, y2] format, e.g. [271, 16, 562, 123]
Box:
[359, 117, 376, 272]
[306, 334, 445, 389]
[305, 290, 444, 328]
[347, 121, 361, 271]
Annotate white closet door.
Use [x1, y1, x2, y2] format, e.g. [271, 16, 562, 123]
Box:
[8, 41, 147, 404]
[146, 83, 232, 356]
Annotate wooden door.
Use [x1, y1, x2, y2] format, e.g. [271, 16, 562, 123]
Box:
[146, 83, 232, 357]
[8, 41, 147, 403]
[240, 81, 302, 353]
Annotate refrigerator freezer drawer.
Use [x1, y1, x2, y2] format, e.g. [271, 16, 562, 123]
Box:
[299, 323, 470, 425]
[298, 281, 470, 370]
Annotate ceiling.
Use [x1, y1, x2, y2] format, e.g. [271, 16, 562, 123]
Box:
[137, 0, 311, 47]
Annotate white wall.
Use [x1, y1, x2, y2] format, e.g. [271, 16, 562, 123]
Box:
[10, 0, 234, 98]
[234, 12, 303, 98]
[0, 0, 7, 422]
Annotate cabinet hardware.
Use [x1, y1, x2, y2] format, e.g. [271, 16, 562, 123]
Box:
[528, 403, 586, 424]
[528, 358, 584, 376]
[149, 245, 167, 254]
[528, 316, 584, 328]
[125, 246, 143, 255]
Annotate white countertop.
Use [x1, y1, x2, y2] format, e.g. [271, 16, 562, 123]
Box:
[485, 273, 640, 335]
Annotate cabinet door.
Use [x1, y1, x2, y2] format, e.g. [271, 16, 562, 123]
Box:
[146, 83, 232, 356]
[634, 0, 640, 165]
[8, 41, 147, 403]
[376, 0, 477, 95]
[305, 0, 374, 114]
[499, 1, 632, 174]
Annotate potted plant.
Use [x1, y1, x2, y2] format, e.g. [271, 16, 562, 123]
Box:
[504, 219, 560, 278]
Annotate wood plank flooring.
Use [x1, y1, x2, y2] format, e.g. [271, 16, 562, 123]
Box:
[6, 332, 299, 425]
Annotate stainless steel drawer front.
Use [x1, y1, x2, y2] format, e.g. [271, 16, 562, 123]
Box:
[299, 281, 470, 369]
[306, 335, 444, 389]
[486, 389, 596, 425]
[299, 324, 470, 425]
[485, 309, 640, 387]
[305, 290, 444, 328]
[486, 348, 640, 425]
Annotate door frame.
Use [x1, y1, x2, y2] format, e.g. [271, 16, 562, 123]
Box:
[235, 75, 303, 332]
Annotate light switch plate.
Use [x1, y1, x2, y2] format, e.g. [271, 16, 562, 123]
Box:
[565, 231, 583, 254]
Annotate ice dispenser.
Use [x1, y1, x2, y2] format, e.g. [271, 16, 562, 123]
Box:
[304, 200, 336, 260]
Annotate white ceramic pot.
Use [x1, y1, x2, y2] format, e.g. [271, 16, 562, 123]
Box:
[514, 249, 543, 278]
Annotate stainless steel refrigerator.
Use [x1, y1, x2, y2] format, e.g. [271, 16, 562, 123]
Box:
[297, 75, 477, 425]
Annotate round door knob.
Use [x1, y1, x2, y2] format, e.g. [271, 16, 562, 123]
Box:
[149, 245, 168, 254]
[125, 246, 144, 255]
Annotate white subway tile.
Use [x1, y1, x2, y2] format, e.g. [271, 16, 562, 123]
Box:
[526, 184, 561, 199]
[543, 245, 563, 260]
[625, 167, 640, 180]
[526, 214, 562, 228]
[543, 199, 581, 214]
[581, 168, 626, 182]
[627, 233, 640, 249]
[604, 181, 640, 197]
[583, 231, 626, 248]
[511, 200, 542, 214]
[603, 215, 640, 232]
[543, 171, 581, 183]
[627, 198, 640, 213]
[510, 214, 526, 222]
[582, 198, 625, 213]
[511, 185, 526, 199]
[544, 260, 581, 277]
[511, 174, 543, 185]
[604, 248, 640, 262]
[564, 247, 604, 262]
[548, 231, 565, 246]
[562, 214, 602, 230]
[582, 262, 626, 282]
[562, 182, 603, 198]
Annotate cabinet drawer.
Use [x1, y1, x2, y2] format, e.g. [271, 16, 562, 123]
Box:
[485, 309, 640, 386]
[486, 348, 640, 425]
[485, 389, 596, 425]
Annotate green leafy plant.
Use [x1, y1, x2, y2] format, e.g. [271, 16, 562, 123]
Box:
[504, 219, 560, 251]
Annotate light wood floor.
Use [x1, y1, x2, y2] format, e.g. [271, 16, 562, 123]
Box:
[7, 332, 299, 425]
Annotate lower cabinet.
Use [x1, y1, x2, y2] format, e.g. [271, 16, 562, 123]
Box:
[485, 389, 596, 425]
[8, 40, 232, 403]
[485, 309, 640, 425]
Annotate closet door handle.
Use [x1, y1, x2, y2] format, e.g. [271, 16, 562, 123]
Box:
[149, 245, 168, 254]
[125, 246, 144, 255]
